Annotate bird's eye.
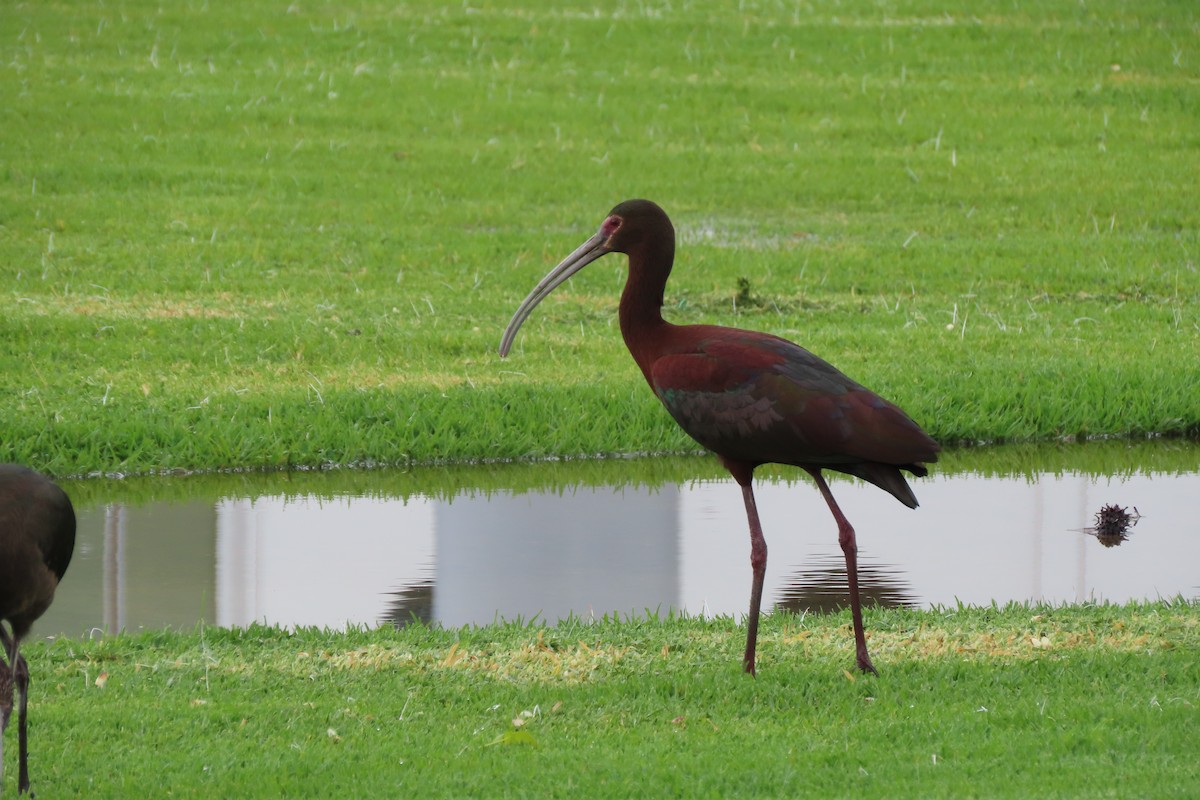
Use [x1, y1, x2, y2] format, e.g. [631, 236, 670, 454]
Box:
[601, 216, 622, 237]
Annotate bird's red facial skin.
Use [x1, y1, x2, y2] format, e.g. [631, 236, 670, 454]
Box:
[601, 215, 622, 239]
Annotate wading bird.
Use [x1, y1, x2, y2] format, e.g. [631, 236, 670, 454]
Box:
[1, 464, 76, 794]
[499, 200, 938, 675]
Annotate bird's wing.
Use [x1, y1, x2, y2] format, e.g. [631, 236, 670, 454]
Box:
[649, 330, 937, 468]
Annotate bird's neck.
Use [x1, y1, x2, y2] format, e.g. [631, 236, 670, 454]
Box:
[618, 237, 674, 382]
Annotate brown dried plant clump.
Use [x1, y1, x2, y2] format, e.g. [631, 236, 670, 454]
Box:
[1087, 503, 1142, 547]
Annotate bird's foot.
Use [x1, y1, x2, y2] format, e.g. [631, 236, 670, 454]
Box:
[857, 653, 878, 676]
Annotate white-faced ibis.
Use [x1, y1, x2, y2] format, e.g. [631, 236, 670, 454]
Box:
[499, 199, 939, 675]
[0, 464, 76, 795]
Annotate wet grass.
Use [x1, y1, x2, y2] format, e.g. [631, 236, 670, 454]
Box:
[15, 600, 1200, 797]
[2, 0, 1198, 476]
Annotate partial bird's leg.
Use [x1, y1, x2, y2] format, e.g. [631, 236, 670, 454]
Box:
[0, 625, 13, 673]
[738, 482, 768, 676]
[0, 627, 31, 793]
[806, 469, 878, 675]
[1, 627, 16, 694]
[15, 652, 30, 795]
[0, 626, 10, 787]
[0, 665, 6, 789]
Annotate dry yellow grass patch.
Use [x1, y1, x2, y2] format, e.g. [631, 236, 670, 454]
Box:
[23, 292, 280, 321]
[312, 630, 630, 684]
[775, 610, 1192, 664]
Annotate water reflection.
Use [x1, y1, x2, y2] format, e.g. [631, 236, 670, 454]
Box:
[40, 441, 1200, 639]
[775, 554, 919, 614]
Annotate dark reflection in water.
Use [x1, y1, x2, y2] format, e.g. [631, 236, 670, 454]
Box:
[386, 579, 434, 628]
[775, 554, 919, 615]
[37, 440, 1200, 639]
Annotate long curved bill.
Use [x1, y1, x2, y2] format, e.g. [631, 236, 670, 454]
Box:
[498, 231, 609, 357]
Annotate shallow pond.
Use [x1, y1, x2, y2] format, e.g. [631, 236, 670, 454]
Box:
[40, 439, 1199, 638]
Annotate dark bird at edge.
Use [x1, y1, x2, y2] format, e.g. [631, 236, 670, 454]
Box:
[499, 199, 939, 675]
[1, 464, 76, 795]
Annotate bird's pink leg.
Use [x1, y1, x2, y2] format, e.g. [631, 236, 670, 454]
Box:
[0, 627, 29, 793]
[0, 627, 14, 676]
[15, 652, 30, 794]
[806, 469, 878, 675]
[739, 482, 768, 676]
[0, 631, 7, 788]
[0, 629, 16, 704]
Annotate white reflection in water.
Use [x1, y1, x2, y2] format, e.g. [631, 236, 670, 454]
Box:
[39, 467, 1200, 638]
[214, 496, 435, 630]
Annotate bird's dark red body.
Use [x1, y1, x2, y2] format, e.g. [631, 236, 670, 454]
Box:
[500, 199, 938, 675]
[640, 325, 935, 504]
[1, 463, 76, 795]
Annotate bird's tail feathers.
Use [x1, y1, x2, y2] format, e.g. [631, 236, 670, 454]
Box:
[839, 463, 922, 509]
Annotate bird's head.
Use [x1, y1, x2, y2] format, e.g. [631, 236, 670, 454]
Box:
[498, 199, 673, 357]
[597, 199, 673, 255]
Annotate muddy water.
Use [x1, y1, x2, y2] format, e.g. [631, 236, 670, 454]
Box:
[39, 440, 1199, 639]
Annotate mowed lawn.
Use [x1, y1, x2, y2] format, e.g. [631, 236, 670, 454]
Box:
[20, 602, 1200, 798]
[1, 0, 1197, 475]
[1, 2, 1198, 796]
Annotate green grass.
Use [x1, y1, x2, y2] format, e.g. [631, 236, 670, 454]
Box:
[50, 435, 1200, 510]
[2, 0, 1198, 476]
[4, 5, 1197, 794]
[12, 601, 1198, 797]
